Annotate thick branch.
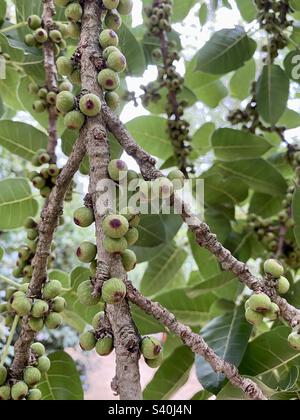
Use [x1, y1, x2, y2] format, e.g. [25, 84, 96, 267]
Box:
[102, 103, 300, 328]
[42, 0, 58, 163]
[125, 280, 267, 401]
[80, 0, 142, 400]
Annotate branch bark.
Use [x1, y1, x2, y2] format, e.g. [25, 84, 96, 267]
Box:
[42, 0, 58, 163]
[102, 103, 300, 329]
[80, 0, 142, 400]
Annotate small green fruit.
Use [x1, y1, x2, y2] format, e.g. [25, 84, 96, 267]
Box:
[27, 389, 42, 401]
[117, 0, 133, 15]
[29, 317, 44, 332]
[12, 296, 32, 317]
[108, 159, 128, 181]
[45, 312, 63, 329]
[76, 242, 97, 263]
[56, 56, 74, 76]
[277, 276, 290, 295]
[248, 294, 272, 313]
[23, 264, 33, 278]
[103, 46, 120, 60]
[265, 303, 280, 321]
[141, 336, 162, 360]
[23, 367, 41, 387]
[38, 88, 48, 99]
[168, 169, 185, 190]
[24, 217, 37, 229]
[125, 227, 139, 246]
[33, 100, 46, 113]
[153, 177, 174, 199]
[69, 69, 81, 85]
[92, 311, 105, 330]
[79, 94, 102, 117]
[55, 0, 70, 6]
[79, 331, 97, 351]
[31, 342, 46, 357]
[264, 259, 284, 278]
[0, 366, 7, 386]
[18, 246, 31, 261]
[59, 80, 73, 92]
[31, 299, 49, 318]
[52, 296, 66, 313]
[77, 280, 101, 306]
[145, 352, 163, 369]
[98, 69, 120, 91]
[121, 249, 137, 272]
[121, 207, 140, 227]
[245, 308, 264, 326]
[56, 91, 75, 113]
[103, 236, 128, 254]
[103, 214, 129, 239]
[99, 29, 119, 49]
[96, 336, 114, 356]
[27, 15, 42, 30]
[49, 29, 62, 43]
[102, 278, 127, 305]
[25, 34, 37, 47]
[105, 9, 122, 31]
[6, 287, 17, 300]
[38, 150, 51, 164]
[41, 186, 52, 198]
[288, 332, 300, 351]
[105, 91, 120, 111]
[34, 28, 48, 43]
[11, 381, 28, 400]
[67, 22, 81, 39]
[32, 176, 46, 190]
[0, 386, 10, 400]
[107, 51, 127, 73]
[65, 2, 83, 22]
[37, 356, 51, 373]
[27, 228, 39, 241]
[48, 164, 60, 177]
[43, 280, 62, 300]
[64, 110, 85, 130]
[103, 0, 120, 10]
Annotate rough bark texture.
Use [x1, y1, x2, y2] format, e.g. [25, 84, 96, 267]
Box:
[80, 0, 142, 400]
[42, 0, 58, 163]
[102, 104, 300, 329]
[125, 281, 267, 401]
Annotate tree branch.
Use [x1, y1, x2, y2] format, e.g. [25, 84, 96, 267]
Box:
[80, 0, 142, 400]
[102, 103, 300, 329]
[42, 0, 58, 163]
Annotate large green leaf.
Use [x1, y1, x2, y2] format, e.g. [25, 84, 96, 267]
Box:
[38, 351, 84, 400]
[186, 272, 236, 299]
[131, 306, 165, 335]
[229, 59, 256, 100]
[249, 192, 282, 218]
[118, 23, 146, 76]
[62, 267, 104, 333]
[126, 116, 173, 160]
[218, 158, 287, 197]
[0, 0, 7, 22]
[143, 346, 194, 400]
[293, 188, 300, 248]
[196, 26, 256, 75]
[0, 68, 23, 110]
[240, 327, 300, 382]
[212, 128, 271, 161]
[0, 33, 24, 62]
[256, 65, 290, 125]
[0, 178, 38, 230]
[190, 122, 215, 160]
[235, 0, 257, 22]
[140, 242, 187, 296]
[0, 120, 47, 161]
[196, 305, 253, 393]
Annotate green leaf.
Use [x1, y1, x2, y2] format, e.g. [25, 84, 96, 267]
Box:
[249, 192, 282, 218]
[230, 59, 256, 100]
[49, 270, 70, 289]
[199, 3, 209, 25]
[212, 128, 271, 161]
[15, 0, 43, 38]
[190, 122, 215, 160]
[126, 116, 173, 160]
[0, 247, 4, 262]
[0, 120, 47, 161]
[191, 390, 213, 400]
[218, 158, 287, 197]
[143, 346, 194, 400]
[203, 172, 249, 207]
[235, 0, 258, 22]
[240, 327, 300, 380]
[131, 306, 165, 335]
[62, 267, 104, 333]
[256, 65, 290, 125]
[0, 68, 23, 110]
[156, 288, 216, 326]
[196, 26, 256, 75]
[0, 33, 24, 62]
[0, 178, 38, 230]
[140, 242, 187, 296]
[172, 0, 197, 22]
[292, 188, 300, 248]
[278, 108, 300, 129]
[118, 23, 146, 76]
[186, 272, 237, 299]
[38, 351, 84, 400]
[0, 0, 7, 22]
[196, 305, 253, 393]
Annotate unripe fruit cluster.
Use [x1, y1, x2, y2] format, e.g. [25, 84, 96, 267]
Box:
[245, 293, 280, 326]
[0, 342, 50, 400]
[29, 150, 62, 200]
[79, 311, 114, 357]
[263, 259, 290, 295]
[28, 83, 58, 114]
[141, 336, 164, 369]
